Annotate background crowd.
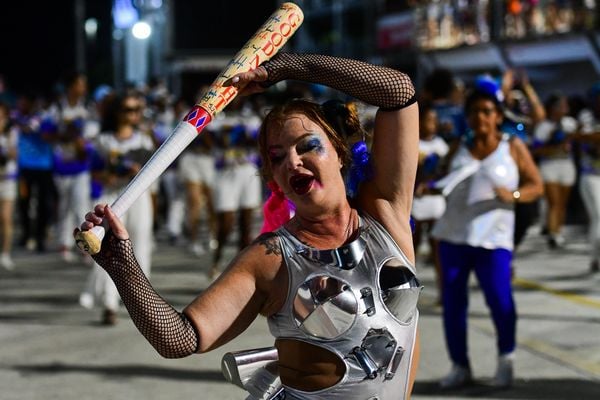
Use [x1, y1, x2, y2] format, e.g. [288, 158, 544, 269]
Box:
[0, 70, 597, 261]
[0, 64, 599, 388]
[1, 67, 599, 278]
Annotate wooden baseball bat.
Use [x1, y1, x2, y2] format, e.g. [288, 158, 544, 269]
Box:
[76, 2, 303, 254]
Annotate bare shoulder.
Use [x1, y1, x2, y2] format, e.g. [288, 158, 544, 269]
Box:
[508, 136, 536, 167]
[224, 232, 284, 281]
[252, 231, 284, 257]
[242, 232, 288, 315]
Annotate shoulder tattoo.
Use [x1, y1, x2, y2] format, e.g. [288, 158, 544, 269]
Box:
[254, 232, 282, 256]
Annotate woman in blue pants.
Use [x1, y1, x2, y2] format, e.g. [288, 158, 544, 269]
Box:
[431, 89, 543, 388]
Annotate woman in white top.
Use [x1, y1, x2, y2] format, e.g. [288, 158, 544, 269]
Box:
[576, 85, 600, 272]
[79, 93, 155, 325]
[532, 92, 578, 248]
[431, 89, 542, 389]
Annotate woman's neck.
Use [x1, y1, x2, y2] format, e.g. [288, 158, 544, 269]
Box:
[115, 124, 134, 140]
[66, 93, 80, 107]
[289, 202, 357, 249]
[470, 131, 501, 159]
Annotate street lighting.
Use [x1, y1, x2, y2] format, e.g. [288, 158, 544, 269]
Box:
[132, 21, 152, 40]
[85, 18, 98, 40]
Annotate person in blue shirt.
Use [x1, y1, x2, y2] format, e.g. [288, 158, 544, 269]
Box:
[423, 68, 468, 143]
[15, 92, 55, 252]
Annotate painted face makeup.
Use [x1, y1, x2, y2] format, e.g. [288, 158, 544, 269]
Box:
[269, 134, 326, 165]
[297, 135, 325, 156]
[289, 135, 328, 195]
[267, 113, 343, 199]
[268, 132, 330, 196]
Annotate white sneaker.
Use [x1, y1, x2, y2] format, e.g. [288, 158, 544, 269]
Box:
[26, 239, 36, 251]
[492, 353, 514, 388]
[79, 293, 94, 309]
[1, 253, 14, 270]
[61, 249, 76, 263]
[189, 242, 206, 257]
[440, 364, 472, 389]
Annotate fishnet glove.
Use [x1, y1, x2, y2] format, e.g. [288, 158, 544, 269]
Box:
[92, 233, 199, 358]
[263, 53, 416, 110]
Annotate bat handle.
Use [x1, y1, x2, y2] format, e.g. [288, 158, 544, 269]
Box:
[75, 225, 106, 255]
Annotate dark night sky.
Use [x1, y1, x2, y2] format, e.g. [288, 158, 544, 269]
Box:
[0, 1, 113, 97]
[172, 2, 277, 51]
[0, 1, 284, 100]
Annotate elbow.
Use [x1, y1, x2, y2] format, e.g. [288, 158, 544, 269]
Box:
[537, 185, 545, 199]
[533, 181, 545, 200]
[152, 331, 199, 359]
[155, 344, 195, 359]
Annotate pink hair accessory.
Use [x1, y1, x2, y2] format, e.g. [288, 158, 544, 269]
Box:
[260, 181, 295, 233]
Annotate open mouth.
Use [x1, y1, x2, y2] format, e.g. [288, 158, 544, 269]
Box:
[289, 174, 315, 195]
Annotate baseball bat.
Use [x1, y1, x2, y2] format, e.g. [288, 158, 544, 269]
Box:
[75, 2, 303, 254]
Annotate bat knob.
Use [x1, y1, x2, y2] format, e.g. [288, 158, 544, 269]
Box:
[75, 229, 103, 255]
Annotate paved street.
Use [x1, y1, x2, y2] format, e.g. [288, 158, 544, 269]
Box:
[1, 225, 599, 400]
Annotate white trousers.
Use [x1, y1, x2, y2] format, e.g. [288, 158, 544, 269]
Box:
[80, 189, 154, 311]
[579, 174, 600, 262]
[54, 172, 91, 249]
[161, 169, 185, 237]
[213, 163, 262, 212]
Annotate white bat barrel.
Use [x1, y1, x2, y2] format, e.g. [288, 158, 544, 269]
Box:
[75, 122, 199, 254]
[75, 2, 304, 255]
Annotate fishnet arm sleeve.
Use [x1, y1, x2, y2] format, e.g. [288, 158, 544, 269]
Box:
[262, 53, 416, 110]
[92, 234, 199, 359]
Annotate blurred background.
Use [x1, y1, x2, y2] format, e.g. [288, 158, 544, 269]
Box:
[1, 0, 599, 103]
[1, 3, 600, 398]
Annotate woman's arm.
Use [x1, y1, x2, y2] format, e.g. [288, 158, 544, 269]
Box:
[362, 103, 419, 213]
[497, 137, 544, 203]
[226, 53, 419, 251]
[262, 54, 419, 212]
[571, 131, 600, 144]
[184, 233, 285, 352]
[520, 73, 546, 125]
[75, 204, 280, 357]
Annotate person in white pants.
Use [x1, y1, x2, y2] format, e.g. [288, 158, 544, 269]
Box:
[45, 73, 96, 262]
[576, 87, 600, 272]
[79, 93, 155, 325]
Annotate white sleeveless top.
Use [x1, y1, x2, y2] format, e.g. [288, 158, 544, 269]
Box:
[431, 135, 518, 250]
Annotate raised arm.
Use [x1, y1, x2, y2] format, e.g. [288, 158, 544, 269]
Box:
[227, 53, 419, 210]
[262, 53, 419, 209]
[227, 53, 419, 254]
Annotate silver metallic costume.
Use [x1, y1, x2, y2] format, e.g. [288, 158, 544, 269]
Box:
[223, 212, 421, 399]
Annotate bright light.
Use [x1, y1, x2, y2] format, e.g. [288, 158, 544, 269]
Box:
[85, 18, 98, 39]
[113, 0, 138, 29]
[132, 21, 152, 39]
